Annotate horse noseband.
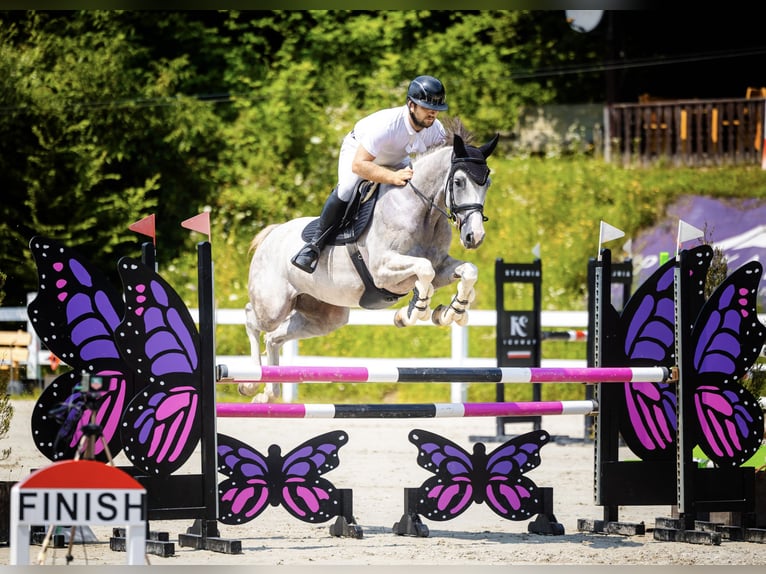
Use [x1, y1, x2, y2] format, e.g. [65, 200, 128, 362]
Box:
[451, 202, 488, 230]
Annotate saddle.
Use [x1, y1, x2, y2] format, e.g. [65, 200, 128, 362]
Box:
[299, 181, 403, 310]
[300, 180, 379, 246]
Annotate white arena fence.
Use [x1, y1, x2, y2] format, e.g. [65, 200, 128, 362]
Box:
[2, 302, 588, 402]
[5, 303, 766, 403]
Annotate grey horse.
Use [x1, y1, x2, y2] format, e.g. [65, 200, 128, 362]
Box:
[240, 121, 499, 402]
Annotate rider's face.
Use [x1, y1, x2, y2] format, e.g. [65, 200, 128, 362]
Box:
[409, 102, 439, 131]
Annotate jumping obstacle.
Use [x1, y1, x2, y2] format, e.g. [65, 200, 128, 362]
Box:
[217, 365, 670, 384]
[581, 246, 766, 543]
[24, 224, 766, 554]
[216, 399, 598, 419]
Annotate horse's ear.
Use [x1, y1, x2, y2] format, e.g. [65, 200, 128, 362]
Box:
[453, 133, 468, 158]
[480, 133, 500, 159]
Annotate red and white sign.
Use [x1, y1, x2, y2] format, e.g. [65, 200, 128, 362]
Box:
[10, 460, 146, 565]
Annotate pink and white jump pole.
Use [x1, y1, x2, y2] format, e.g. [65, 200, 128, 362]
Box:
[216, 364, 671, 384]
[216, 399, 599, 419]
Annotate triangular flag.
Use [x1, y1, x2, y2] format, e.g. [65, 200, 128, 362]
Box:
[531, 243, 541, 259]
[677, 220, 704, 245]
[181, 211, 211, 242]
[599, 220, 625, 245]
[597, 221, 625, 261]
[128, 214, 156, 245]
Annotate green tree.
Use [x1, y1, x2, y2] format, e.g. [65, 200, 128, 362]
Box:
[0, 11, 228, 304]
[0, 10, 600, 310]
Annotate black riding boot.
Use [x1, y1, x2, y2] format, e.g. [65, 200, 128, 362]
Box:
[291, 191, 350, 273]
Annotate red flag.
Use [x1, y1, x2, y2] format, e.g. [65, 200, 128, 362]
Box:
[49, 352, 61, 371]
[128, 214, 156, 244]
[181, 211, 211, 241]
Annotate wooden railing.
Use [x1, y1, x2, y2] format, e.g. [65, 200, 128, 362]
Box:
[606, 97, 766, 166]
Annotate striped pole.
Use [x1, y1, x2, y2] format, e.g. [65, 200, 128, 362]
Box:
[216, 399, 598, 419]
[217, 365, 670, 384]
[541, 329, 588, 342]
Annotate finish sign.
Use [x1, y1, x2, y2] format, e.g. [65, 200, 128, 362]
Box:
[10, 459, 147, 565]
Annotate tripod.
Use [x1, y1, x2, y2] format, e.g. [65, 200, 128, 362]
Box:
[36, 374, 115, 565]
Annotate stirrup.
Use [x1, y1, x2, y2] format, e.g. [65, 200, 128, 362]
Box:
[291, 243, 321, 273]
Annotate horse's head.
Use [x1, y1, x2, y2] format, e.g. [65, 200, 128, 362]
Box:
[447, 132, 499, 249]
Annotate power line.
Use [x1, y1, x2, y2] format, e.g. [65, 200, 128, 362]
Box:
[509, 46, 766, 80]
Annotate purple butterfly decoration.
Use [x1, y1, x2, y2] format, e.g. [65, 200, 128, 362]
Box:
[27, 237, 133, 462]
[217, 431, 348, 525]
[614, 246, 765, 466]
[408, 429, 549, 521]
[115, 257, 202, 476]
[611, 248, 708, 460]
[688, 261, 765, 466]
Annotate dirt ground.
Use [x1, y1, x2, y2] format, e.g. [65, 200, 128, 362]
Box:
[1, 397, 766, 569]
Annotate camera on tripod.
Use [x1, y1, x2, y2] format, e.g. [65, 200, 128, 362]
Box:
[48, 371, 108, 458]
[80, 372, 105, 411]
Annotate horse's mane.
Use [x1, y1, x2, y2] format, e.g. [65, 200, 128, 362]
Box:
[442, 116, 474, 146]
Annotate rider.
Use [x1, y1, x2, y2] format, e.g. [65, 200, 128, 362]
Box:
[291, 75, 449, 273]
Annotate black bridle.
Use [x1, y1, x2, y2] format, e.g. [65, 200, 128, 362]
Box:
[445, 154, 490, 229]
[408, 153, 490, 229]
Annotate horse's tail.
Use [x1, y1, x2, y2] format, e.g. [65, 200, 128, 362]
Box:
[249, 224, 280, 256]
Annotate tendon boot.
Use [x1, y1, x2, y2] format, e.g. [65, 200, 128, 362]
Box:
[291, 191, 350, 273]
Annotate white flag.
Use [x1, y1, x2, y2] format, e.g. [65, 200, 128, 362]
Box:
[677, 220, 704, 246]
[599, 220, 625, 245]
[531, 243, 541, 259]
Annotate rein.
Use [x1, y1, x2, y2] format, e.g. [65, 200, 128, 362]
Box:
[407, 154, 489, 229]
[408, 180, 453, 221]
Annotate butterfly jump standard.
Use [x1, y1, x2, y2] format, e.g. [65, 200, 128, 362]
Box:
[582, 247, 765, 541]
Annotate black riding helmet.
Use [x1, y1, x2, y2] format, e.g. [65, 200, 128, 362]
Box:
[407, 75, 448, 111]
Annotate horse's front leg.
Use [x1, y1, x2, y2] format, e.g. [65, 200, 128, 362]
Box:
[371, 252, 436, 327]
[431, 261, 478, 327]
[394, 278, 435, 327]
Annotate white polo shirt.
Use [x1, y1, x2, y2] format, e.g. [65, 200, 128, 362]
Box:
[336, 104, 446, 200]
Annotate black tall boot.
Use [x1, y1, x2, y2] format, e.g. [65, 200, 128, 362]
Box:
[291, 191, 350, 273]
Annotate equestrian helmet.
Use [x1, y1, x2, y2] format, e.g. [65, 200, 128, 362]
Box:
[407, 75, 448, 111]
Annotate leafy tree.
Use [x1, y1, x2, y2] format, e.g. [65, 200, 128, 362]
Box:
[0, 10, 598, 311]
[0, 11, 228, 304]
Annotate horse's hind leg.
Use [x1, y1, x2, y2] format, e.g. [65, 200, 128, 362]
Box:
[251, 336, 283, 404]
[238, 302, 264, 397]
[252, 295, 349, 404]
[432, 261, 478, 327]
[240, 301, 288, 403]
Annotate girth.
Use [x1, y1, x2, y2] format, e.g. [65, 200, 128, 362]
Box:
[299, 181, 403, 309]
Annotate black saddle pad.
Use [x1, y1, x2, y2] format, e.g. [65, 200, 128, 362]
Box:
[301, 181, 380, 246]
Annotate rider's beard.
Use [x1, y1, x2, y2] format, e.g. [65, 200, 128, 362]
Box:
[409, 109, 434, 130]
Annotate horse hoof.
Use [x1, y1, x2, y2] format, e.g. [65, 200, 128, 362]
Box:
[252, 392, 272, 404]
[238, 383, 256, 397]
[431, 305, 446, 325]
